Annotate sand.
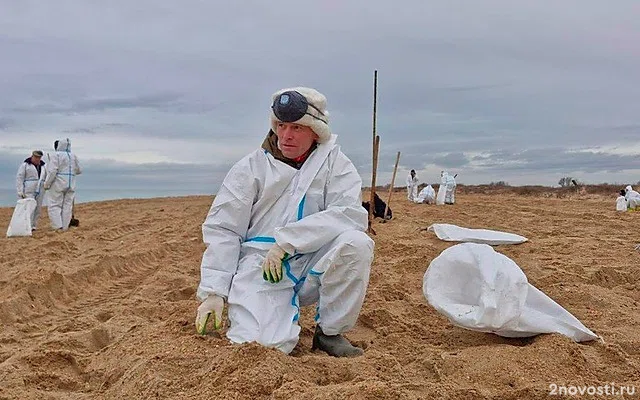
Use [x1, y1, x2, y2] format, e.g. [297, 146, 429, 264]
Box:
[1, 193, 639, 399]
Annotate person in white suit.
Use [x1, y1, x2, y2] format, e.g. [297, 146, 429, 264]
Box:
[43, 138, 82, 231]
[15, 150, 46, 230]
[625, 185, 640, 210]
[195, 87, 374, 357]
[406, 170, 419, 201]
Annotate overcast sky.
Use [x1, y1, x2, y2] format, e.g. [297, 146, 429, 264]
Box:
[2, 0, 640, 204]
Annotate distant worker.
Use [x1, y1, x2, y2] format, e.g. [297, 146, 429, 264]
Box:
[15, 150, 46, 231]
[406, 170, 418, 202]
[44, 138, 82, 231]
[625, 185, 640, 210]
[445, 172, 457, 205]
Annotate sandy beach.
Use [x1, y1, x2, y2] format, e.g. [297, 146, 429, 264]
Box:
[1, 191, 638, 399]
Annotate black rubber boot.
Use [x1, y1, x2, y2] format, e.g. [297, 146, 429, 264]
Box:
[312, 325, 364, 357]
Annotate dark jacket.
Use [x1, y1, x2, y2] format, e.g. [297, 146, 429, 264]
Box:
[362, 192, 392, 220]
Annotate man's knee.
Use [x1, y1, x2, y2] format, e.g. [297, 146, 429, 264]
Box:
[334, 230, 374, 260]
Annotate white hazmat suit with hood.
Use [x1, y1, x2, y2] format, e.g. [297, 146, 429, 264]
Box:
[44, 138, 82, 230]
[406, 172, 419, 201]
[196, 87, 374, 355]
[445, 172, 457, 204]
[625, 185, 640, 209]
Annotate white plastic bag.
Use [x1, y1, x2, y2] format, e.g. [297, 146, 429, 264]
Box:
[423, 243, 598, 342]
[6, 198, 36, 237]
[428, 223, 528, 245]
[616, 196, 627, 212]
[435, 178, 446, 206]
[415, 185, 435, 204]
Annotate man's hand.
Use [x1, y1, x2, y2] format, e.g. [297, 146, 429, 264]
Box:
[262, 244, 287, 283]
[635, 244, 640, 251]
[195, 294, 224, 335]
[17, 192, 25, 199]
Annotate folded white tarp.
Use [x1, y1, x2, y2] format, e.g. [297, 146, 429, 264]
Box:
[423, 243, 598, 342]
[6, 198, 36, 237]
[428, 223, 528, 245]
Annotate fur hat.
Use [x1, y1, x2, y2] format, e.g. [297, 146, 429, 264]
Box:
[270, 87, 331, 143]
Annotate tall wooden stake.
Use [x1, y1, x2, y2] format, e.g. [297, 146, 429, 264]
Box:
[368, 70, 378, 234]
[384, 151, 401, 220]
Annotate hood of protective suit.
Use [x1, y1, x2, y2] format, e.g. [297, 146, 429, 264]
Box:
[626, 185, 633, 192]
[55, 138, 71, 152]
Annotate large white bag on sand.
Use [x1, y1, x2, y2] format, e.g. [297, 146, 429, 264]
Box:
[436, 181, 446, 206]
[6, 198, 36, 238]
[428, 223, 528, 245]
[423, 243, 598, 342]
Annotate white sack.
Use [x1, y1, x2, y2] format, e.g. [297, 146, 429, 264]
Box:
[428, 223, 528, 245]
[423, 243, 598, 342]
[6, 198, 36, 237]
[415, 185, 435, 204]
[435, 182, 446, 206]
[616, 196, 627, 211]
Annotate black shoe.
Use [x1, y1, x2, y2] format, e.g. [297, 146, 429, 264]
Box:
[312, 325, 363, 357]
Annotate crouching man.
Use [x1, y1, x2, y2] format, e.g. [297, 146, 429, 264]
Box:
[195, 87, 374, 357]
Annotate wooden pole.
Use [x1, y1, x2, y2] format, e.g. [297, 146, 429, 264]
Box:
[384, 151, 401, 220]
[368, 135, 380, 234]
[368, 70, 378, 233]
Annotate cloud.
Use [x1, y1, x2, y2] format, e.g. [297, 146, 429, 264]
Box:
[0, 118, 11, 130]
[473, 148, 640, 174]
[9, 92, 204, 115]
[0, 0, 639, 199]
[432, 153, 471, 168]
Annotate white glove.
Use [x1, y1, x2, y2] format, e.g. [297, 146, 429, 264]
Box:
[262, 243, 287, 283]
[635, 244, 640, 251]
[195, 294, 224, 335]
[17, 192, 25, 199]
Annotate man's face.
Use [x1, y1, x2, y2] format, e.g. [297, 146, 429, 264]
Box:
[31, 156, 42, 166]
[276, 122, 318, 159]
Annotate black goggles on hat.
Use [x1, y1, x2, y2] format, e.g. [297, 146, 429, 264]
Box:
[272, 90, 327, 125]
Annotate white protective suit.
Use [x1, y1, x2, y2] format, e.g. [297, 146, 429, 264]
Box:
[625, 185, 640, 209]
[406, 172, 419, 201]
[197, 134, 374, 354]
[415, 184, 435, 204]
[445, 172, 457, 204]
[43, 138, 82, 230]
[15, 158, 46, 229]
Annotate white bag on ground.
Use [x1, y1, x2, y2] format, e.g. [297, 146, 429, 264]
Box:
[6, 198, 37, 237]
[423, 243, 598, 342]
[616, 196, 627, 211]
[435, 179, 446, 206]
[415, 185, 436, 204]
[428, 223, 528, 245]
